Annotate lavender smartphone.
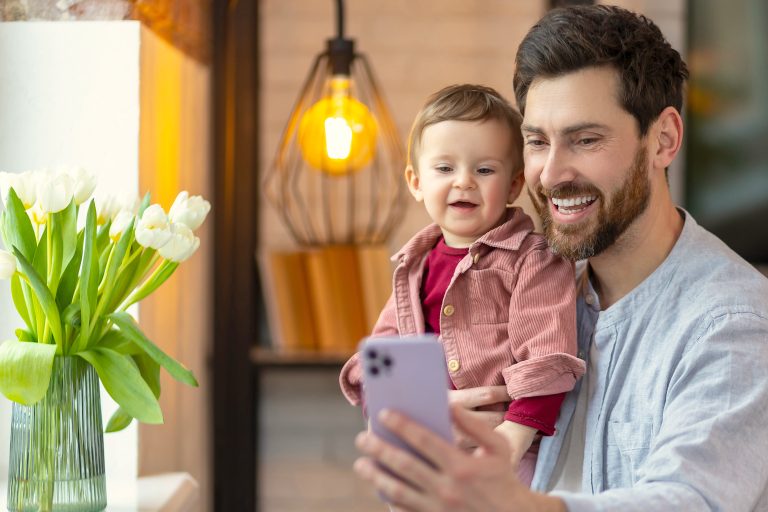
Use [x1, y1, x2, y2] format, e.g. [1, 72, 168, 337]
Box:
[360, 336, 453, 458]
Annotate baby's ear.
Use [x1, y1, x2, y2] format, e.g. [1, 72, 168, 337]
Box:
[405, 166, 423, 202]
[507, 172, 525, 205]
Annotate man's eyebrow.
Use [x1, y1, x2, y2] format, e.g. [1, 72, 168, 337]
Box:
[521, 122, 610, 136]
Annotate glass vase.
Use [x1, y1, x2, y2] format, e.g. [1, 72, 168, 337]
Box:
[7, 356, 107, 512]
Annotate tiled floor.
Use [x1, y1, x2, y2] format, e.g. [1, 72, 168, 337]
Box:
[258, 367, 386, 511]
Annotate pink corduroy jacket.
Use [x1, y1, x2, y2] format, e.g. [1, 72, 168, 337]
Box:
[339, 208, 586, 405]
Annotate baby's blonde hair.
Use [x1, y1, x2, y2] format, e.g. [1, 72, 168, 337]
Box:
[407, 84, 524, 176]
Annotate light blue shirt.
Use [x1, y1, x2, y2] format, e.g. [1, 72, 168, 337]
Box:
[531, 211, 768, 511]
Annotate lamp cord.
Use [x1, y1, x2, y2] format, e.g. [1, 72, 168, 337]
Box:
[335, 0, 345, 40]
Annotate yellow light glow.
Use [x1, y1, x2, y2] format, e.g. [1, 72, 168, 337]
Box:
[298, 77, 377, 175]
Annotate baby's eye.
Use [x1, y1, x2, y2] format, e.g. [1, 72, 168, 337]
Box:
[436, 166, 453, 173]
[477, 167, 495, 176]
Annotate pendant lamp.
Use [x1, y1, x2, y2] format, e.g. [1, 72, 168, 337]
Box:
[265, 0, 407, 246]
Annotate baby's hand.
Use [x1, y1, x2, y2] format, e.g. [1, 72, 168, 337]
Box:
[494, 421, 537, 466]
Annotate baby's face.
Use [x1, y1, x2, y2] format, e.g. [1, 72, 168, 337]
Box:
[406, 119, 523, 248]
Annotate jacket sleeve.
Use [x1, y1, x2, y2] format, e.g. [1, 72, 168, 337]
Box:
[339, 292, 399, 405]
[501, 246, 585, 399]
[552, 311, 768, 511]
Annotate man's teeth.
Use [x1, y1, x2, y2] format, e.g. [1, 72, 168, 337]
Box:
[551, 196, 597, 208]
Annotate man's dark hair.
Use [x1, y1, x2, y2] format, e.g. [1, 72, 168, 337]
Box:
[513, 5, 689, 135]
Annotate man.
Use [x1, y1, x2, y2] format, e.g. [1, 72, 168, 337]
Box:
[353, 5, 768, 511]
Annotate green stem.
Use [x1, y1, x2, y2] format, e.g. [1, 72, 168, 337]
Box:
[120, 257, 168, 311]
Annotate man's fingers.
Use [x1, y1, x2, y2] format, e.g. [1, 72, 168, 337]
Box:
[353, 456, 422, 511]
[355, 433, 448, 498]
[449, 386, 509, 409]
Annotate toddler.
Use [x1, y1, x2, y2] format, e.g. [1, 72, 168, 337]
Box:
[339, 84, 585, 485]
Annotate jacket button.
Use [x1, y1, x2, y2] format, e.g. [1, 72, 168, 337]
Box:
[447, 359, 460, 372]
[443, 305, 455, 316]
[473, 253, 480, 264]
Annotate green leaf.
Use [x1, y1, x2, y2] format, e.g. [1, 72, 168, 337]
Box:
[13, 248, 63, 347]
[78, 203, 99, 351]
[32, 225, 48, 281]
[77, 348, 163, 424]
[96, 221, 111, 256]
[133, 353, 161, 398]
[105, 407, 134, 433]
[125, 260, 179, 308]
[15, 329, 35, 342]
[62, 302, 81, 329]
[138, 192, 151, 217]
[0, 339, 57, 405]
[3, 188, 36, 261]
[56, 230, 84, 310]
[10, 273, 32, 331]
[100, 218, 135, 309]
[58, 200, 78, 272]
[97, 329, 140, 355]
[109, 311, 198, 387]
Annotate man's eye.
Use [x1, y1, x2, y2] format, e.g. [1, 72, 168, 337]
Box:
[477, 167, 495, 175]
[577, 137, 598, 146]
[525, 139, 547, 148]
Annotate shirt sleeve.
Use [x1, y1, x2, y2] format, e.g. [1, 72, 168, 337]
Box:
[505, 393, 566, 436]
[551, 311, 768, 511]
[339, 292, 399, 405]
[501, 245, 585, 399]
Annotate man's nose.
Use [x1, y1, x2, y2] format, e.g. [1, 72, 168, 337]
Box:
[539, 145, 578, 191]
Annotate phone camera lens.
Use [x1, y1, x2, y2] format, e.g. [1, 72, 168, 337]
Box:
[370, 366, 379, 376]
[382, 357, 392, 367]
[366, 349, 378, 360]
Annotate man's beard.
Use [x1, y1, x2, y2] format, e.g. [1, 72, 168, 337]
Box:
[529, 146, 651, 261]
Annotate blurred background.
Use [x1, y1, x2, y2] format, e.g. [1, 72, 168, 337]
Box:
[0, 0, 765, 511]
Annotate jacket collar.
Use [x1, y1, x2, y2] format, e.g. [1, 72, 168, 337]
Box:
[392, 207, 535, 263]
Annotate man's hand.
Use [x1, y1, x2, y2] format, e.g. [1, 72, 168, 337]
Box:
[353, 404, 566, 512]
[449, 386, 508, 450]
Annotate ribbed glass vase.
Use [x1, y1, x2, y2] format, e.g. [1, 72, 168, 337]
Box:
[7, 356, 107, 512]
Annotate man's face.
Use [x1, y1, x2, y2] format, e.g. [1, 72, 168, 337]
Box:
[521, 66, 651, 260]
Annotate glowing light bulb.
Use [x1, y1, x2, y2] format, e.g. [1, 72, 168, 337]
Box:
[298, 76, 378, 175]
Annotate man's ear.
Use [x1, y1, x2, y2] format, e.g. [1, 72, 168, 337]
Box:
[405, 165, 423, 201]
[651, 106, 683, 171]
[506, 172, 525, 206]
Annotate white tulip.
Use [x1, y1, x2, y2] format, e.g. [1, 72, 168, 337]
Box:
[168, 191, 211, 231]
[0, 250, 16, 279]
[36, 171, 74, 214]
[158, 222, 200, 262]
[94, 193, 138, 225]
[59, 166, 97, 205]
[109, 211, 135, 242]
[135, 204, 172, 249]
[29, 202, 48, 225]
[0, 171, 38, 209]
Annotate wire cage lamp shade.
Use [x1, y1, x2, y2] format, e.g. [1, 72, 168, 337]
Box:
[264, 2, 407, 247]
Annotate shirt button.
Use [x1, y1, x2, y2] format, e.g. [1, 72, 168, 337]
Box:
[443, 305, 455, 317]
[447, 359, 460, 372]
[578, 350, 585, 359]
[473, 253, 480, 264]
[585, 294, 595, 305]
